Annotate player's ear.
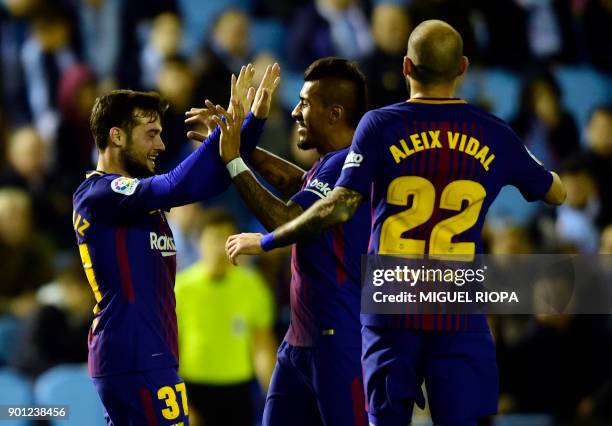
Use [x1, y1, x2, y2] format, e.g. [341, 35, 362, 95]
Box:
[403, 56, 412, 78]
[458, 56, 469, 77]
[109, 127, 125, 147]
[329, 105, 343, 125]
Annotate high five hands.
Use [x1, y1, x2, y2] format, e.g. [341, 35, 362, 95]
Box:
[184, 62, 281, 143]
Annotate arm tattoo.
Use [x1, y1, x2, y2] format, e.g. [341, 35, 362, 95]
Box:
[233, 170, 304, 231]
[250, 148, 306, 198]
[272, 186, 363, 247]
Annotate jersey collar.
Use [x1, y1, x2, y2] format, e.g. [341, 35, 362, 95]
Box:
[407, 97, 467, 105]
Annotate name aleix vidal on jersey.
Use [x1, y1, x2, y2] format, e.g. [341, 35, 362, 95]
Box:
[150, 232, 176, 257]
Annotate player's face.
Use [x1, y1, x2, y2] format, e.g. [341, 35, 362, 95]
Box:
[291, 81, 327, 151]
[120, 113, 165, 178]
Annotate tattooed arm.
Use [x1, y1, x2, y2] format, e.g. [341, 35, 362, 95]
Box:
[231, 166, 305, 231]
[249, 147, 306, 199]
[225, 186, 362, 264]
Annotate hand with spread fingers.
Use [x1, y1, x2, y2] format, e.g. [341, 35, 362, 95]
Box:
[229, 63, 256, 116]
[251, 63, 281, 119]
[184, 107, 216, 143]
[209, 97, 245, 164]
[184, 64, 255, 143]
[225, 233, 264, 265]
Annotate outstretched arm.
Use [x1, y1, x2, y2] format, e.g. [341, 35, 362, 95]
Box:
[225, 186, 362, 264]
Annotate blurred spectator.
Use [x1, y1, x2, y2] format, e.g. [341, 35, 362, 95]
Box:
[360, 1, 411, 109]
[0, 188, 54, 316]
[116, 0, 177, 88]
[20, 6, 79, 141]
[475, 0, 530, 68]
[193, 8, 251, 108]
[556, 158, 600, 253]
[510, 70, 580, 169]
[154, 56, 196, 171]
[583, 0, 612, 73]
[11, 260, 92, 378]
[0, 126, 72, 247]
[167, 202, 204, 271]
[0, 0, 40, 125]
[56, 64, 97, 189]
[502, 313, 612, 423]
[141, 12, 183, 90]
[175, 209, 276, 426]
[513, 0, 577, 63]
[287, 0, 373, 71]
[602, 223, 612, 254]
[75, 0, 121, 88]
[584, 104, 612, 228]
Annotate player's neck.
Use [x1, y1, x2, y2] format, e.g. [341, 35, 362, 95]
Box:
[409, 82, 457, 100]
[318, 127, 354, 157]
[96, 150, 131, 177]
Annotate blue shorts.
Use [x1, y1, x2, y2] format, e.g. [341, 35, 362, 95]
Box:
[362, 326, 498, 426]
[93, 368, 189, 426]
[263, 341, 367, 426]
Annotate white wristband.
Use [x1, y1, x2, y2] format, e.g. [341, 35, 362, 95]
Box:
[225, 157, 249, 179]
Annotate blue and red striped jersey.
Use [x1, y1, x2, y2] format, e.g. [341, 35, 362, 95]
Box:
[72, 113, 266, 376]
[286, 147, 370, 347]
[336, 99, 553, 331]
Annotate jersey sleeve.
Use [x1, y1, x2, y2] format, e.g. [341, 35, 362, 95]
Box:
[505, 129, 554, 202]
[289, 151, 344, 209]
[335, 110, 379, 199]
[83, 113, 267, 221]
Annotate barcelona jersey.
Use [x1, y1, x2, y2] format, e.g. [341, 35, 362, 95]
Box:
[336, 98, 553, 331]
[286, 147, 370, 347]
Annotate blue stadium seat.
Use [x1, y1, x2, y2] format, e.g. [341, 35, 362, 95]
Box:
[0, 316, 21, 366]
[34, 364, 106, 426]
[556, 66, 612, 142]
[0, 368, 33, 426]
[178, 0, 252, 54]
[251, 19, 286, 57]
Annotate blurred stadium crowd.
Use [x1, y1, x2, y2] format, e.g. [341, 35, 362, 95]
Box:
[0, 0, 611, 425]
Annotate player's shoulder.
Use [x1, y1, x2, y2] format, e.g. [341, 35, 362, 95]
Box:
[361, 101, 410, 126]
[464, 103, 516, 133]
[73, 172, 138, 207]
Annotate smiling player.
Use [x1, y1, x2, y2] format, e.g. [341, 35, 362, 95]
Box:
[72, 64, 275, 425]
[226, 21, 566, 426]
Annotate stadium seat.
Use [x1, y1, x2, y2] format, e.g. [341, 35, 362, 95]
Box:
[0, 368, 33, 426]
[34, 364, 106, 426]
[251, 19, 286, 56]
[556, 66, 612, 142]
[0, 316, 21, 366]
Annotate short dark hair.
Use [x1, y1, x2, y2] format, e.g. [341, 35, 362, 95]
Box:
[90, 90, 169, 150]
[303, 57, 367, 128]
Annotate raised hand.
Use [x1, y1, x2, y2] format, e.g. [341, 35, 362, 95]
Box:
[229, 64, 256, 116]
[225, 233, 264, 265]
[184, 107, 216, 142]
[252, 63, 281, 119]
[209, 97, 245, 164]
